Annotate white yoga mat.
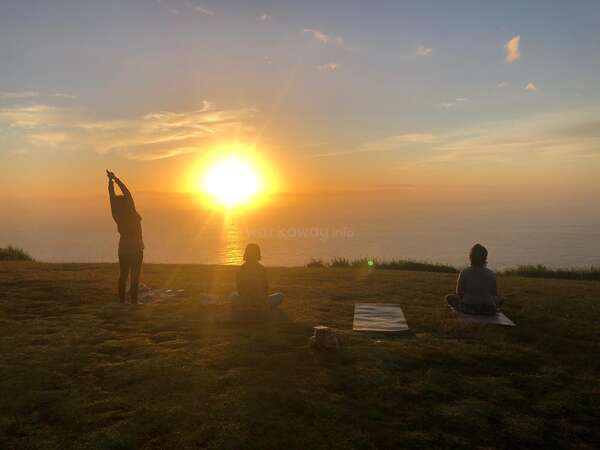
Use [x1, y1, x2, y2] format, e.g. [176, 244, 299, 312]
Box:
[353, 303, 409, 332]
[449, 306, 516, 327]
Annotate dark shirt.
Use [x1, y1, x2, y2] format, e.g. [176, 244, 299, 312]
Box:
[236, 261, 268, 308]
[456, 266, 497, 305]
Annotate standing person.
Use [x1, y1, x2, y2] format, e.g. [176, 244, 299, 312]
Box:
[446, 243, 501, 315]
[107, 170, 144, 304]
[230, 244, 284, 313]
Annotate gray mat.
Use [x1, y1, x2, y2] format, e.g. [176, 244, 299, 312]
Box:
[449, 306, 516, 326]
[353, 303, 409, 332]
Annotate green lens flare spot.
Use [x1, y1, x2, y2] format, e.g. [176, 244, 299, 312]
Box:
[367, 260, 374, 267]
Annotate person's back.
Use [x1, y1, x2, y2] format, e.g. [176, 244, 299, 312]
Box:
[230, 244, 284, 317]
[236, 260, 268, 309]
[446, 243, 499, 315]
[458, 266, 497, 306]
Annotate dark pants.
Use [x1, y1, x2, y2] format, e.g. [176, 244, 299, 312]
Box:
[119, 251, 143, 303]
[446, 294, 497, 316]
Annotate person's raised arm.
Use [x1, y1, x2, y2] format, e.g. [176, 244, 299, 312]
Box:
[114, 177, 136, 211]
[107, 171, 117, 220]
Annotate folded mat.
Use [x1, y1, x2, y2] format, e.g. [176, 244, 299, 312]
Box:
[449, 306, 516, 326]
[353, 303, 409, 332]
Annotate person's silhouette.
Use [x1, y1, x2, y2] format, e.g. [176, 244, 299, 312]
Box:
[107, 170, 144, 304]
[446, 243, 501, 315]
[230, 244, 284, 313]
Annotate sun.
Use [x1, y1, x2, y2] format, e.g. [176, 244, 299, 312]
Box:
[201, 156, 261, 207]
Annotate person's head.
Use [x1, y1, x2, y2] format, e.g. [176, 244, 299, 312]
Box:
[112, 195, 128, 217]
[469, 243, 488, 268]
[112, 195, 140, 221]
[243, 243, 261, 263]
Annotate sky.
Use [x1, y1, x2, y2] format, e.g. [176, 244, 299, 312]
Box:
[1, 0, 600, 202]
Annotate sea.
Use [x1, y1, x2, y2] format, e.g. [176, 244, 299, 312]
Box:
[2, 191, 600, 269]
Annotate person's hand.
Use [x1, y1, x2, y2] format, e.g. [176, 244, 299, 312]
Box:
[106, 170, 116, 181]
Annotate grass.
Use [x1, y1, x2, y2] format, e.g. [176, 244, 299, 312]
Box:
[0, 246, 34, 261]
[1, 262, 599, 449]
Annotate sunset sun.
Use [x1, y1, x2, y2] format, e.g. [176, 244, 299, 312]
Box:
[201, 156, 261, 207]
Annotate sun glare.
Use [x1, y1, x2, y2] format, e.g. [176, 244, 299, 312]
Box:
[201, 156, 261, 207]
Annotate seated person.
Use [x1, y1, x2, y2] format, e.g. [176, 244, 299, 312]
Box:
[446, 244, 501, 315]
[230, 244, 284, 313]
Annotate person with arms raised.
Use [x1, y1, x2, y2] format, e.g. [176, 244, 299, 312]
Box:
[107, 170, 144, 304]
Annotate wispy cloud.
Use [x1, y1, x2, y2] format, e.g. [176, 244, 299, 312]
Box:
[260, 13, 270, 21]
[504, 35, 521, 63]
[193, 5, 214, 16]
[49, 92, 76, 99]
[416, 46, 433, 56]
[311, 133, 438, 158]
[303, 28, 344, 45]
[0, 91, 39, 99]
[317, 109, 600, 170]
[317, 63, 340, 71]
[437, 98, 469, 110]
[0, 104, 71, 129]
[525, 81, 537, 92]
[0, 101, 257, 160]
[497, 81, 509, 88]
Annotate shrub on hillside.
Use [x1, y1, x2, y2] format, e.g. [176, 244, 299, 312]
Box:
[330, 258, 351, 268]
[0, 246, 34, 261]
[503, 264, 600, 281]
[306, 258, 326, 268]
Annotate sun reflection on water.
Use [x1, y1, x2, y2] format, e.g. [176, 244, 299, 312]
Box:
[221, 218, 243, 265]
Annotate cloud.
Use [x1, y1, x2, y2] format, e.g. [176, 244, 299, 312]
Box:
[0, 101, 258, 160]
[315, 109, 600, 177]
[504, 35, 521, 63]
[311, 133, 438, 158]
[525, 81, 537, 92]
[317, 63, 340, 71]
[169, 8, 179, 15]
[0, 104, 70, 129]
[416, 46, 433, 56]
[437, 98, 469, 110]
[497, 81, 509, 88]
[303, 28, 344, 45]
[0, 91, 39, 99]
[49, 92, 76, 99]
[193, 5, 214, 16]
[260, 13, 270, 21]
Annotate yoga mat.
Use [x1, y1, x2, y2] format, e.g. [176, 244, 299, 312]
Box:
[449, 306, 516, 327]
[353, 303, 409, 332]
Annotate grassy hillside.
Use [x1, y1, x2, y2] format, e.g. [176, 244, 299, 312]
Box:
[1, 262, 599, 449]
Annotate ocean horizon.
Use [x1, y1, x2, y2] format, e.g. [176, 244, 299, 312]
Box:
[3, 191, 600, 269]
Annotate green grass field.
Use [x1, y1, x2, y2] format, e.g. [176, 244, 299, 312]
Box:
[1, 262, 599, 449]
